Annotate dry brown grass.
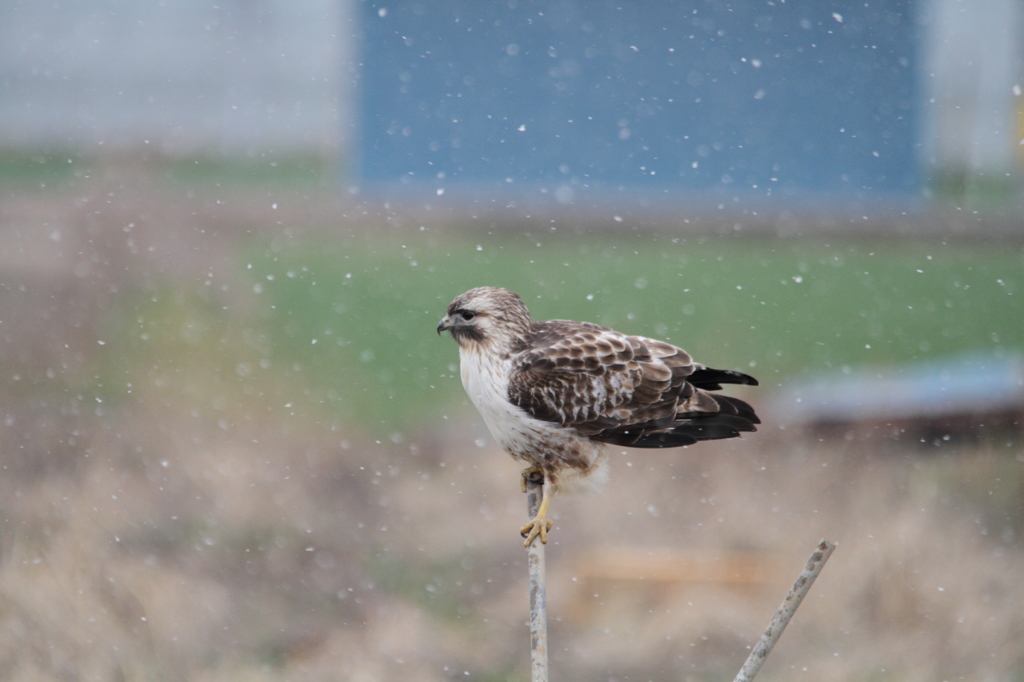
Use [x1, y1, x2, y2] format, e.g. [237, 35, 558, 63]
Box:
[2, 401, 1023, 681]
[2, 178, 1023, 681]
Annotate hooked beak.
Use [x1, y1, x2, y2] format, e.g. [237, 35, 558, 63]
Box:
[436, 316, 451, 335]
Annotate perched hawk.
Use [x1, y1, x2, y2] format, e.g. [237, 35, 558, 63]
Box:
[437, 286, 759, 546]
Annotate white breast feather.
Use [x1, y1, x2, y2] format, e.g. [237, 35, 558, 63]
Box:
[459, 347, 561, 457]
[459, 346, 609, 494]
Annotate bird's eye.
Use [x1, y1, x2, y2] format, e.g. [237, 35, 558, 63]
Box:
[460, 310, 476, 321]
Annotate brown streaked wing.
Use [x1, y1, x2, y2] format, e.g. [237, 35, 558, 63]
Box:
[507, 321, 696, 433]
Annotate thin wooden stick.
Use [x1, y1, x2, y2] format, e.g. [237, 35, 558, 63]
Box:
[525, 473, 549, 682]
[733, 539, 836, 682]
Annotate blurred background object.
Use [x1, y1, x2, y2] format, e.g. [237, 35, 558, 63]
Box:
[357, 1, 920, 202]
[2, 0, 1022, 208]
[1, 1, 1023, 681]
[775, 351, 1024, 442]
[0, 0, 350, 156]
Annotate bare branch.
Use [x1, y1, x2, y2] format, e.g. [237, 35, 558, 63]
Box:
[526, 474, 549, 682]
[733, 539, 837, 682]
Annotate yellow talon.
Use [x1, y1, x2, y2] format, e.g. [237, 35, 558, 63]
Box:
[520, 516, 554, 546]
[520, 490, 553, 547]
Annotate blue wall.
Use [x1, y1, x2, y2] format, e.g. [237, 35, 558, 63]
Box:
[358, 0, 919, 203]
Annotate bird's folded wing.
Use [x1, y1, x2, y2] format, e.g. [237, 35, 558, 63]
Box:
[507, 320, 700, 434]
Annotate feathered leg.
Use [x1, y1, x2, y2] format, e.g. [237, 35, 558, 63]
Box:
[520, 465, 544, 493]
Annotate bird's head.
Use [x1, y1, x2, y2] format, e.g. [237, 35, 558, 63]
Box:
[437, 287, 532, 351]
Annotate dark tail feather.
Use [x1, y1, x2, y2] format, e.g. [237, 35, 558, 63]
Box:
[678, 396, 760, 426]
[625, 413, 758, 449]
[589, 375, 761, 449]
[624, 430, 698, 448]
[714, 395, 761, 425]
[689, 367, 759, 390]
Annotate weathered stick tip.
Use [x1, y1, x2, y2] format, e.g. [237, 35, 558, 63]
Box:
[731, 539, 836, 682]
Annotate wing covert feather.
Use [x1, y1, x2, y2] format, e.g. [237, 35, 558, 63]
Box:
[507, 321, 695, 433]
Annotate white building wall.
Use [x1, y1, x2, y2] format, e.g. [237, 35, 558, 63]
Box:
[919, 0, 1024, 175]
[0, 0, 354, 155]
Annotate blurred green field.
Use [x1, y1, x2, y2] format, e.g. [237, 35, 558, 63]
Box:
[0, 151, 336, 191]
[0, 150, 82, 186]
[159, 153, 336, 189]
[186, 232, 1023, 431]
